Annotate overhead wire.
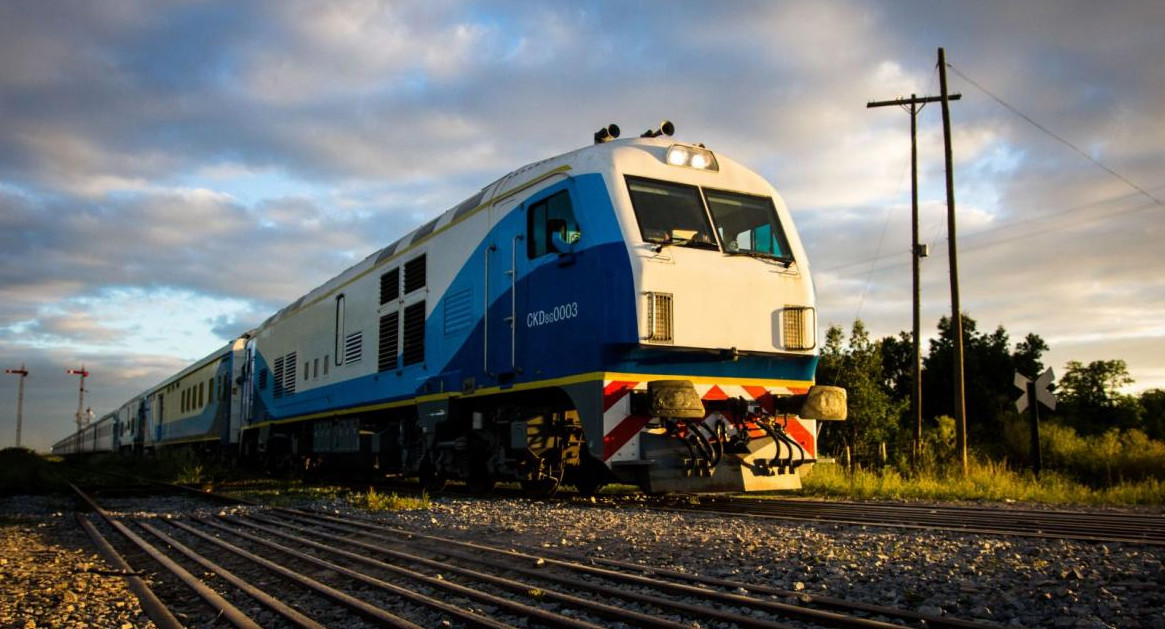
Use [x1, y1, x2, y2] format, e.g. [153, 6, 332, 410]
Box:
[946, 62, 1164, 209]
[820, 188, 1161, 278]
[823, 63, 1162, 281]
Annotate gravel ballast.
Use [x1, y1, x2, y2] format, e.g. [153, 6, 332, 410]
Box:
[1, 496, 149, 629]
[2, 493, 1163, 628]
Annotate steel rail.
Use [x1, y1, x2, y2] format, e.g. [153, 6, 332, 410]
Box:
[74, 514, 185, 629]
[134, 520, 327, 629]
[239, 511, 735, 629]
[166, 519, 426, 629]
[530, 545, 996, 629]
[658, 498, 1165, 545]
[719, 497, 1165, 531]
[276, 508, 941, 629]
[194, 516, 585, 629]
[68, 483, 263, 629]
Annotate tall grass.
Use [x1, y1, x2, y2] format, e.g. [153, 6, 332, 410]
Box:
[347, 487, 431, 512]
[1003, 418, 1165, 484]
[802, 415, 1165, 506]
[802, 459, 1165, 506]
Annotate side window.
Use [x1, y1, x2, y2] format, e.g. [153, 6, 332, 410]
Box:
[527, 190, 578, 258]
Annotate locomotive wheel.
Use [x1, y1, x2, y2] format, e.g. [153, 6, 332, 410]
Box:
[419, 457, 447, 493]
[520, 456, 564, 499]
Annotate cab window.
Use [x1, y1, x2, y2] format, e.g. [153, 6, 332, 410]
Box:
[527, 190, 578, 258]
[625, 177, 717, 248]
[704, 189, 792, 260]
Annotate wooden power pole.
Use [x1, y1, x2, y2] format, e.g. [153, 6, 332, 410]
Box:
[938, 47, 968, 475]
[867, 90, 960, 464]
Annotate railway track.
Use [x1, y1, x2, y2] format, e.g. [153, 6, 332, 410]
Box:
[646, 496, 1165, 546]
[69, 483, 1006, 629]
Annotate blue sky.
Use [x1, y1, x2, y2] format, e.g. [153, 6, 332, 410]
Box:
[2, 0, 1163, 451]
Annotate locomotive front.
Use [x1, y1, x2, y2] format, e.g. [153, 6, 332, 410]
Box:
[587, 131, 846, 492]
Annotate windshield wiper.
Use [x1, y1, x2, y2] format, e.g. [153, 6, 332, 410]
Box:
[651, 237, 718, 252]
[725, 249, 794, 266]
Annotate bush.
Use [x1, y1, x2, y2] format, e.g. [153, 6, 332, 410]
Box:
[1002, 417, 1165, 484]
[0, 448, 65, 495]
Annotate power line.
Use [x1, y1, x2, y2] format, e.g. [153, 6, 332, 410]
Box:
[818, 186, 1162, 277]
[946, 62, 1164, 209]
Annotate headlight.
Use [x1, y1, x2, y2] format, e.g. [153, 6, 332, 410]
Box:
[665, 144, 718, 171]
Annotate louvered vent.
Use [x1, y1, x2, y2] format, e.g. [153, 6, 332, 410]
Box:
[645, 292, 674, 343]
[379, 268, 399, 305]
[283, 351, 297, 395]
[782, 306, 816, 350]
[344, 331, 363, 364]
[403, 301, 426, 365]
[258, 369, 268, 391]
[404, 254, 426, 294]
[379, 311, 399, 372]
[272, 356, 285, 398]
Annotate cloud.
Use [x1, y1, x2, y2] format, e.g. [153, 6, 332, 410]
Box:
[2, 0, 1164, 452]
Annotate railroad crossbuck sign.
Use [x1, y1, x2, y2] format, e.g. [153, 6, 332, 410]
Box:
[1015, 368, 1056, 413]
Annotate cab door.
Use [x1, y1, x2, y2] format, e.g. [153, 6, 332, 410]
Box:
[518, 182, 588, 375]
[485, 197, 527, 380]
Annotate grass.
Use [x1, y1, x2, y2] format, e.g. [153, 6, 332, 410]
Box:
[800, 459, 1165, 506]
[347, 487, 431, 512]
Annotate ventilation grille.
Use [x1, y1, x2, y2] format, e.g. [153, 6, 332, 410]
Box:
[283, 352, 297, 395]
[443, 288, 473, 335]
[645, 292, 674, 343]
[272, 353, 298, 397]
[403, 301, 426, 365]
[272, 356, 284, 398]
[379, 268, 399, 305]
[379, 311, 399, 372]
[344, 331, 363, 364]
[782, 306, 816, 350]
[404, 254, 426, 294]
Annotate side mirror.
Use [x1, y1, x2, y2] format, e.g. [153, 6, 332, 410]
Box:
[550, 228, 580, 253]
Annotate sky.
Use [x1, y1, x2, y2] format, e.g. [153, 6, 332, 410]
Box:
[1, 1, 1162, 452]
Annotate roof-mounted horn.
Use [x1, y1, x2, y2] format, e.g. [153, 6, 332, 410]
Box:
[640, 120, 675, 138]
[593, 123, 621, 144]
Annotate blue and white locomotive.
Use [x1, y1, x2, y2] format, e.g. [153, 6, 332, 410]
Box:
[54, 122, 845, 494]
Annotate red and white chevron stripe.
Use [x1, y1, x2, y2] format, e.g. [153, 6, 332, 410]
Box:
[601, 380, 816, 463]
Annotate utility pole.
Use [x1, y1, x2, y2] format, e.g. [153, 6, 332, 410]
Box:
[867, 91, 960, 464]
[66, 366, 89, 433]
[5, 365, 29, 448]
[938, 47, 969, 476]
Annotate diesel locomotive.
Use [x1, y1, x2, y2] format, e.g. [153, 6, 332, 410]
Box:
[53, 121, 846, 495]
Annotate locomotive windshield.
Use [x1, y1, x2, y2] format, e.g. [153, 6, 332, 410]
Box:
[625, 176, 792, 261]
[705, 189, 793, 261]
[626, 177, 717, 248]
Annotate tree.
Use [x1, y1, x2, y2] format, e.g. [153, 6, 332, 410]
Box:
[1139, 389, 1165, 441]
[878, 331, 915, 402]
[921, 314, 1050, 450]
[1058, 360, 1140, 433]
[1013, 333, 1049, 380]
[817, 321, 906, 461]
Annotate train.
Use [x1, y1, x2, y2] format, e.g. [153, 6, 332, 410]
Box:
[52, 121, 846, 495]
